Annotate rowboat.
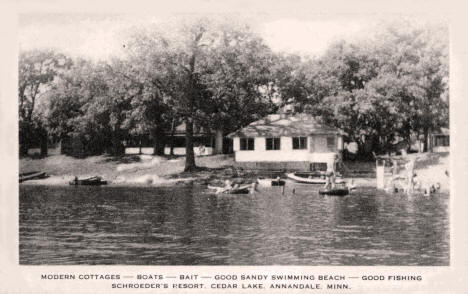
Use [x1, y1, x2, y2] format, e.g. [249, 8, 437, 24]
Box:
[69, 176, 107, 186]
[19, 171, 48, 183]
[224, 187, 250, 194]
[257, 177, 286, 187]
[318, 187, 349, 196]
[286, 172, 345, 184]
[208, 184, 252, 194]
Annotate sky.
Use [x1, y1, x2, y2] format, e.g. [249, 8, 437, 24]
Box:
[18, 14, 372, 61]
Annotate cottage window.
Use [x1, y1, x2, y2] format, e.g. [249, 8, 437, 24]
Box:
[327, 136, 336, 150]
[240, 138, 254, 150]
[293, 137, 307, 149]
[266, 137, 281, 150]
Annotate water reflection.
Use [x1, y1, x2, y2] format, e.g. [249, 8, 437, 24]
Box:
[19, 185, 449, 265]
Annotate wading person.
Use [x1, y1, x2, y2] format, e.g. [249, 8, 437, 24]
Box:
[323, 170, 336, 190]
[324, 154, 339, 190]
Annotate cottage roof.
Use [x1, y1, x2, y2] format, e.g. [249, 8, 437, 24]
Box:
[438, 128, 449, 136]
[227, 113, 343, 138]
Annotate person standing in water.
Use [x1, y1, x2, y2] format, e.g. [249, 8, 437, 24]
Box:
[324, 155, 338, 190]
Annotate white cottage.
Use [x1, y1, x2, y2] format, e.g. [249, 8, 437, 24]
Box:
[227, 113, 344, 171]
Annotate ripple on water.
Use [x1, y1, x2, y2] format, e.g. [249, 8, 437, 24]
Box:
[19, 185, 449, 265]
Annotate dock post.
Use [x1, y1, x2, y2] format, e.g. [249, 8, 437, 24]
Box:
[250, 182, 257, 194]
[376, 159, 385, 189]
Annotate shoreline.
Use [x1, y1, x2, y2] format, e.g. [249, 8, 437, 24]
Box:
[19, 176, 378, 188]
[19, 152, 449, 192]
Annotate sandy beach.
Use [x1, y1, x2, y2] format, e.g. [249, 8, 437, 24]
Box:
[20, 154, 234, 186]
[19, 152, 449, 192]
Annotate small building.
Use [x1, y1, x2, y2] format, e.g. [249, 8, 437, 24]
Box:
[163, 123, 215, 156]
[124, 123, 220, 156]
[428, 127, 449, 153]
[227, 113, 344, 171]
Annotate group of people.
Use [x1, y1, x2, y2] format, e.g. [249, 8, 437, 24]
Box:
[408, 172, 441, 195]
[389, 157, 442, 195]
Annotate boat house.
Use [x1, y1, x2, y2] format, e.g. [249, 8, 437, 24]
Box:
[227, 113, 344, 171]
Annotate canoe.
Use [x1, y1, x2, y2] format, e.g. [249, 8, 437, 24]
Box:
[208, 184, 251, 194]
[318, 187, 349, 196]
[69, 176, 107, 186]
[19, 171, 48, 183]
[257, 177, 286, 187]
[286, 173, 345, 184]
[208, 185, 228, 194]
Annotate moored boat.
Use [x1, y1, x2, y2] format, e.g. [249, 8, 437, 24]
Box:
[69, 176, 107, 186]
[208, 184, 252, 194]
[225, 186, 250, 194]
[257, 177, 286, 187]
[19, 171, 48, 183]
[318, 187, 349, 196]
[287, 172, 345, 184]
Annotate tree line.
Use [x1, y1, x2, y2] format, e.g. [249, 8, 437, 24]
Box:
[19, 18, 448, 170]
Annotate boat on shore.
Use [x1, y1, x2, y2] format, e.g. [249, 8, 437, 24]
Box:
[19, 171, 48, 183]
[69, 176, 108, 186]
[257, 177, 286, 187]
[287, 172, 345, 184]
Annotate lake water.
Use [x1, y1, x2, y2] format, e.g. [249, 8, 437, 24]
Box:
[19, 184, 449, 265]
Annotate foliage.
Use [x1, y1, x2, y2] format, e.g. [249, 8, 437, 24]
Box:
[18, 49, 72, 155]
[198, 20, 278, 133]
[18, 19, 449, 160]
[126, 18, 278, 169]
[282, 21, 449, 156]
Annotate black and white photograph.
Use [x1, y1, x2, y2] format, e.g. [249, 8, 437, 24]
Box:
[16, 11, 451, 268]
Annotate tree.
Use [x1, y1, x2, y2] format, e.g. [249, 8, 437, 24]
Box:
[198, 21, 278, 153]
[285, 21, 449, 157]
[127, 18, 277, 170]
[45, 59, 93, 141]
[18, 49, 71, 155]
[45, 58, 138, 156]
[118, 60, 175, 156]
[369, 21, 449, 152]
[88, 60, 135, 156]
[126, 20, 203, 170]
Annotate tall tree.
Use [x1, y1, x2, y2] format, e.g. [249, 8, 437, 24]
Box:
[18, 49, 71, 155]
[118, 60, 175, 156]
[367, 22, 449, 152]
[127, 18, 276, 169]
[126, 20, 206, 170]
[45, 58, 136, 156]
[198, 21, 277, 153]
